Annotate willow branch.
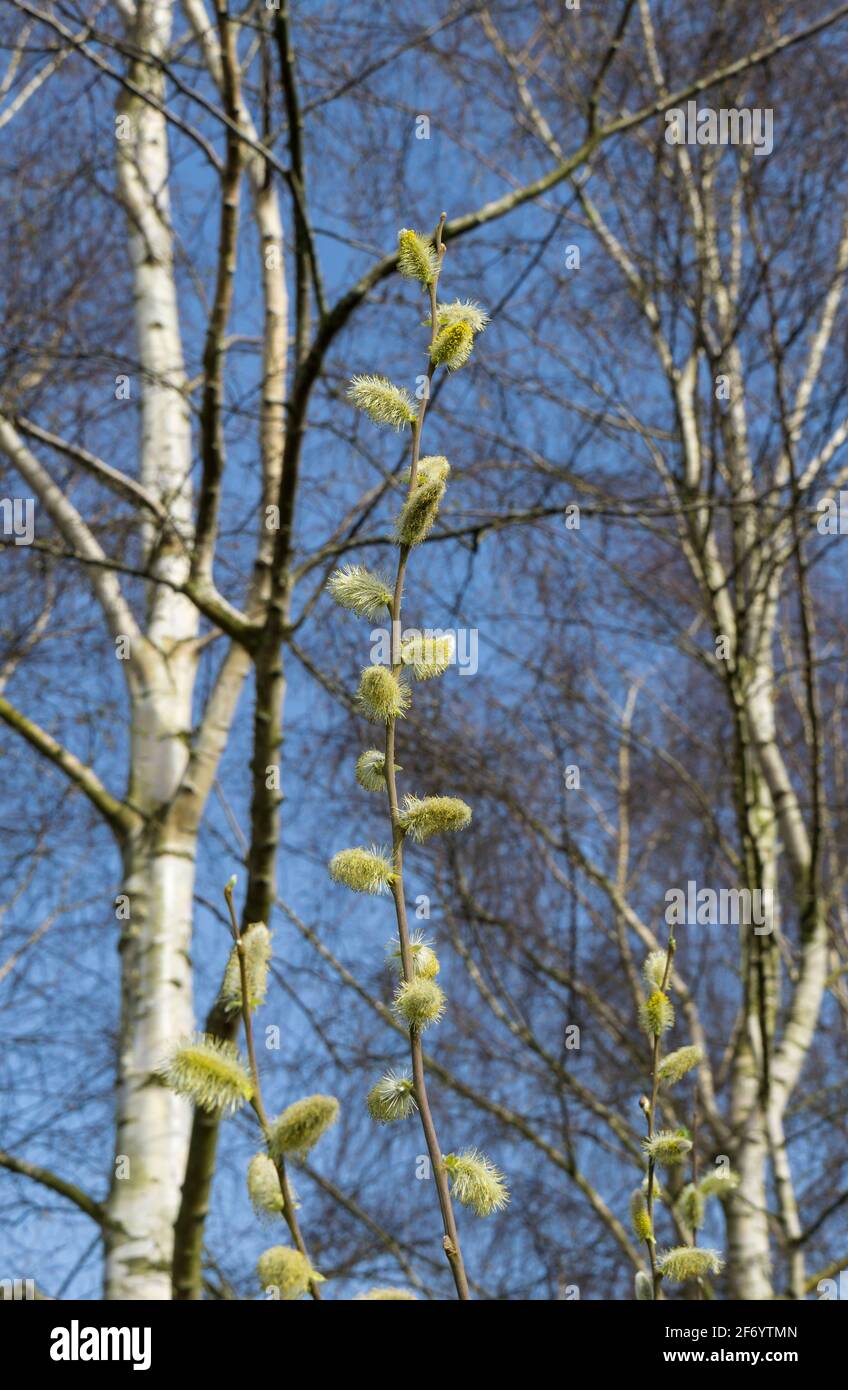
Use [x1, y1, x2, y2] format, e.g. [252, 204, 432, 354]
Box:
[278, 895, 642, 1269]
[377, 216, 470, 1301]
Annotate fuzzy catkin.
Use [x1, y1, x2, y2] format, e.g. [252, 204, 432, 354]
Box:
[639, 989, 675, 1036]
[630, 1188, 654, 1243]
[444, 1150, 509, 1215]
[699, 1169, 740, 1199]
[347, 375, 416, 429]
[327, 564, 393, 619]
[677, 1182, 705, 1232]
[329, 845, 395, 895]
[160, 1034, 253, 1114]
[642, 949, 671, 990]
[400, 633, 455, 680]
[257, 1246, 322, 1300]
[398, 228, 438, 285]
[393, 977, 446, 1031]
[247, 1152, 284, 1218]
[430, 320, 474, 370]
[268, 1095, 339, 1162]
[355, 749, 395, 792]
[658, 1044, 703, 1085]
[219, 923, 272, 1015]
[399, 794, 472, 841]
[642, 1129, 693, 1167]
[395, 475, 447, 547]
[366, 1070, 417, 1123]
[386, 930, 440, 979]
[356, 666, 410, 722]
[429, 299, 489, 334]
[408, 455, 450, 487]
[659, 1247, 724, 1283]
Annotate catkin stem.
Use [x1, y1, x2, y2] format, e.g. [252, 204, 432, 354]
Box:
[383, 213, 470, 1301]
[224, 882, 323, 1300]
[645, 930, 676, 1300]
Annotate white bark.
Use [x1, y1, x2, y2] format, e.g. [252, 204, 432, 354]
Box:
[104, 0, 200, 1299]
[107, 816, 196, 1299]
[726, 1053, 773, 1299]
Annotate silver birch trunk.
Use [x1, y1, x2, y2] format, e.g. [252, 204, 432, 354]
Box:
[104, 0, 200, 1299]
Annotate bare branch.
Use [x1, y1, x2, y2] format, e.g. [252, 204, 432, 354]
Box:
[0, 1149, 105, 1225]
[0, 694, 139, 842]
